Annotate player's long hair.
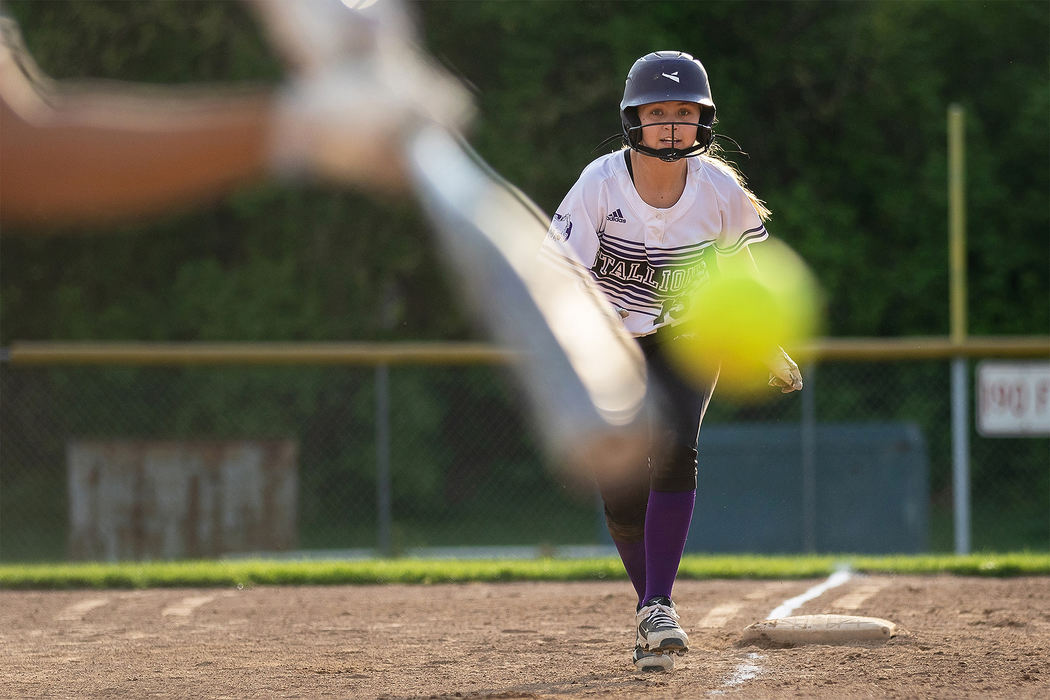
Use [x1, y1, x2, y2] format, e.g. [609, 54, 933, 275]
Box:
[698, 137, 771, 221]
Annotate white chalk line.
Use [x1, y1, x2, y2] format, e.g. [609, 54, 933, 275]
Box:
[743, 583, 782, 601]
[699, 582, 783, 629]
[55, 597, 111, 622]
[719, 651, 763, 688]
[161, 594, 216, 618]
[766, 569, 852, 620]
[697, 602, 745, 629]
[709, 568, 853, 695]
[830, 579, 887, 611]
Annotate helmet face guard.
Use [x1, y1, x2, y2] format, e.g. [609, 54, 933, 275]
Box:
[620, 51, 716, 161]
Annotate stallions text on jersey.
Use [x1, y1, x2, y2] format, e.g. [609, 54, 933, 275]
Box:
[541, 150, 768, 338]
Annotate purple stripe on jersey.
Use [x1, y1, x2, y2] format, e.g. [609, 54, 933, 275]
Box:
[594, 274, 663, 304]
[595, 279, 662, 309]
[597, 238, 711, 269]
[601, 248, 708, 268]
[601, 231, 716, 255]
[645, 251, 708, 267]
[592, 247, 707, 274]
[713, 225, 768, 255]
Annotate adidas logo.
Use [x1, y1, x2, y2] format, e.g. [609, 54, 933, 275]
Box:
[606, 208, 627, 223]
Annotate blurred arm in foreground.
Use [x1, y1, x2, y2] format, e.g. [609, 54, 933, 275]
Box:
[0, 10, 469, 227]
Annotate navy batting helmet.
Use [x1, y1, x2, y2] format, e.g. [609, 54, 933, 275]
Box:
[620, 51, 715, 161]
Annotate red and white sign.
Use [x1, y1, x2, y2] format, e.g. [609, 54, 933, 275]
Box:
[976, 362, 1050, 437]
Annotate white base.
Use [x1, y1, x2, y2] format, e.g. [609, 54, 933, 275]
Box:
[742, 614, 897, 644]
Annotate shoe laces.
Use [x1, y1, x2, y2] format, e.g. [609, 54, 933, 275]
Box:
[638, 601, 680, 629]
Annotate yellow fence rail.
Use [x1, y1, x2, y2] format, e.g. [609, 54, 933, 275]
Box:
[3, 336, 1047, 366]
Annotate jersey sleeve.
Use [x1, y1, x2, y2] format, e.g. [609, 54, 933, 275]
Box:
[712, 179, 768, 257]
[539, 165, 605, 276]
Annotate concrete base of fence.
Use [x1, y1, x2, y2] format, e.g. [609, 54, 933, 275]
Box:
[67, 440, 298, 561]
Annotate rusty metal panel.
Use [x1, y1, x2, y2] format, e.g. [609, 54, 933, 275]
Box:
[67, 440, 297, 561]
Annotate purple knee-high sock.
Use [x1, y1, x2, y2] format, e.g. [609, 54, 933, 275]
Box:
[613, 538, 646, 605]
[642, 489, 696, 604]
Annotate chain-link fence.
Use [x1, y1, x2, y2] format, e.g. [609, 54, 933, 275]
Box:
[1, 344, 1047, 562]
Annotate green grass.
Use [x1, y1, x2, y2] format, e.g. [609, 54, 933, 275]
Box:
[1, 552, 1048, 590]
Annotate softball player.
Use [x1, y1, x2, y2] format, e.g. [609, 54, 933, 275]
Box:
[542, 51, 802, 672]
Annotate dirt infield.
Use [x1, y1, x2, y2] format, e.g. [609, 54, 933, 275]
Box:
[1, 575, 1048, 698]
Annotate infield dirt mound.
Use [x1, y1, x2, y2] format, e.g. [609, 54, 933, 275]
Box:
[1, 575, 1047, 698]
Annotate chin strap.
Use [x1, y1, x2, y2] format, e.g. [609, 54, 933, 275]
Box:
[624, 120, 712, 161]
[629, 140, 711, 162]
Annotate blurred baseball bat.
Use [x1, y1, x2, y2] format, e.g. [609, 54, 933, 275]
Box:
[251, 0, 653, 476]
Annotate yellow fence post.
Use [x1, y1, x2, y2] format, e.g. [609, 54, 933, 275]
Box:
[948, 103, 970, 554]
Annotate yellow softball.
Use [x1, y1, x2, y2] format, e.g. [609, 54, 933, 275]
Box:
[667, 238, 823, 398]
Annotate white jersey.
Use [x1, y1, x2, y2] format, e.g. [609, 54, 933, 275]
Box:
[541, 150, 768, 338]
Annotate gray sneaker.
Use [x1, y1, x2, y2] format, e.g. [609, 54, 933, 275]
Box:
[632, 644, 674, 672]
[636, 596, 689, 654]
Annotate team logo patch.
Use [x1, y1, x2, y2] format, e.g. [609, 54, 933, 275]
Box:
[606, 208, 627, 224]
[661, 71, 680, 83]
[546, 212, 573, 242]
